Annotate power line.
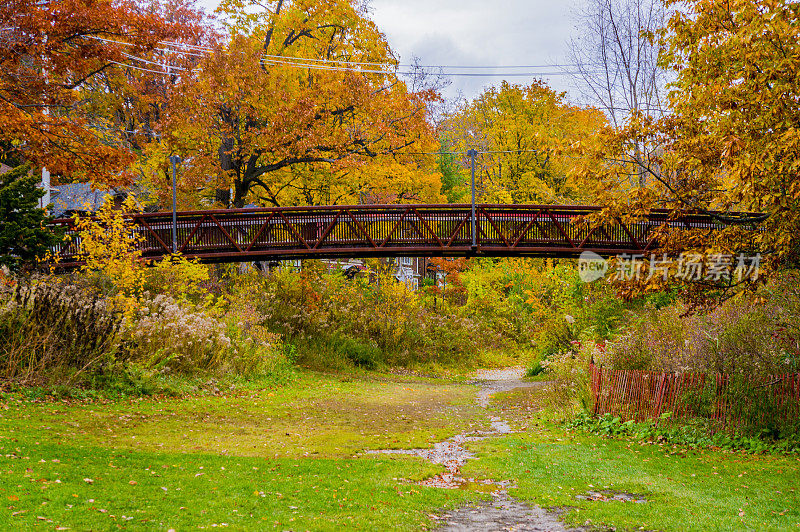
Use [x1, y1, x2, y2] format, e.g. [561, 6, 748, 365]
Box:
[88, 35, 595, 76]
[390, 149, 556, 156]
[121, 52, 186, 71]
[111, 54, 589, 78]
[108, 59, 178, 76]
[160, 38, 585, 70]
[262, 57, 583, 77]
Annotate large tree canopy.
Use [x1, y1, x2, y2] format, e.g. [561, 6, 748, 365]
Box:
[162, 0, 441, 208]
[0, 0, 204, 185]
[441, 81, 607, 205]
[573, 0, 800, 296]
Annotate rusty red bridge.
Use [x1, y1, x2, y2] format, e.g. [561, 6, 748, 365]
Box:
[49, 203, 750, 268]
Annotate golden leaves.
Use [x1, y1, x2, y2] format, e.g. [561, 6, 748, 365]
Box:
[441, 80, 607, 205]
[164, 1, 437, 208]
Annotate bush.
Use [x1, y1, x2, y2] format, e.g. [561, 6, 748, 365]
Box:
[567, 412, 800, 454]
[254, 263, 508, 369]
[609, 283, 800, 375]
[540, 347, 594, 418]
[0, 269, 295, 394]
[124, 294, 233, 374]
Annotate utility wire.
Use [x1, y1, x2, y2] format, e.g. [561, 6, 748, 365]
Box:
[121, 52, 186, 71]
[389, 149, 558, 156]
[262, 57, 583, 76]
[108, 60, 180, 76]
[88, 35, 596, 76]
[160, 38, 586, 69]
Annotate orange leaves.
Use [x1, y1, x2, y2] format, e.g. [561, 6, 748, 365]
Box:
[1, 0, 207, 184]
[164, 1, 438, 208]
[571, 0, 800, 298]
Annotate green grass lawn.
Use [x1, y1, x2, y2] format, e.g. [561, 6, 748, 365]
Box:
[0, 371, 487, 530]
[0, 440, 475, 530]
[2, 371, 488, 459]
[2, 371, 799, 531]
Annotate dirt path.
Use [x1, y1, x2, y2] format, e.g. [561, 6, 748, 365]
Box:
[372, 368, 587, 531]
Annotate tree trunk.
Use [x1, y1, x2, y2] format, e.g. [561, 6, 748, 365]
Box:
[232, 179, 248, 209]
[215, 188, 231, 207]
[217, 133, 236, 207]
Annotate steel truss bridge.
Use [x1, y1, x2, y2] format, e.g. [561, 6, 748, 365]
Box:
[48, 204, 745, 269]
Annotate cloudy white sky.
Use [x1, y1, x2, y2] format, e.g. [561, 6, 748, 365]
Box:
[368, 0, 584, 100]
[198, 0, 588, 102]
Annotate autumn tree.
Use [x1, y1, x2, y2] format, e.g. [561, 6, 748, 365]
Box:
[440, 81, 607, 204]
[163, 0, 441, 209]
[0, 0, 203, 185]
[575, 0, 800, 297]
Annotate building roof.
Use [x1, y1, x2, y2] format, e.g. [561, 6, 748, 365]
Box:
[51, 183, 121, 218]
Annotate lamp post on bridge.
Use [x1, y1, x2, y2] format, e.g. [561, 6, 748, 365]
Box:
[466, 149, 478, 250]
[169, 155, 181, 254]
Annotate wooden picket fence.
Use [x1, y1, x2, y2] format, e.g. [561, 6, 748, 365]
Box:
[589, 362, 800, 432]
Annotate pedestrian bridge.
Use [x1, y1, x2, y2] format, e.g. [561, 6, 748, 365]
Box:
[48, 203, 758, 269]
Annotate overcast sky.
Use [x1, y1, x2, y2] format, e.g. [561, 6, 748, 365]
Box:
[368, 0, 584, 100]
[198, 0, 587, 102]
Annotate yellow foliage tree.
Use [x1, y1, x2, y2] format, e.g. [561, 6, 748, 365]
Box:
[73, 197, 145, 314]
[441, 80, 607, 204]
[163, 0, 441, 208]
[573, 0, 800, 298]
[73, 197, 210, 315]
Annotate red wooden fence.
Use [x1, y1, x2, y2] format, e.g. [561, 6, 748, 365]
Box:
[589, 362, 800, 432]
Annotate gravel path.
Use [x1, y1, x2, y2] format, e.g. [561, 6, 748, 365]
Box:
[369, 367, 587, 531]
[434, 493, 585, 532]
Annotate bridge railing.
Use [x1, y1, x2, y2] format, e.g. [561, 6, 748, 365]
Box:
[47, 204, 729, 267]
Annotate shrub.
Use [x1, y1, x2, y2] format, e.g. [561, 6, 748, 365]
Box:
[609, 285, 800, 375]
[540, 346, 594, 418]
[122, 293, 288, 378]
[124, 294, 232, 374]
[567, 412, 800, 454]
[254, 263, 508, 369]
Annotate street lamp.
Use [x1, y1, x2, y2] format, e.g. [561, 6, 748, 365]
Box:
[169, 155, 181, 254]
[466, 149, 478, 249]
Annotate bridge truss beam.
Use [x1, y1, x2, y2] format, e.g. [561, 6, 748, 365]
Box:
[48, 204, 730, 269]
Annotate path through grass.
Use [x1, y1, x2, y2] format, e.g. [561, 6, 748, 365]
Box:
[464, 385, 800, 531]
[2, 371, 799, 531]
[0, 371, 487, 530]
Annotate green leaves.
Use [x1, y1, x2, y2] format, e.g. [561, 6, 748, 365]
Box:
[0, 165, 61, 270]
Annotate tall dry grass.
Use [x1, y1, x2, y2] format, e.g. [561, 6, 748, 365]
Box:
[0, 280, 122, 385]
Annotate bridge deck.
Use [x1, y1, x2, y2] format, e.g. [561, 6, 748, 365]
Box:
[48, 204, 730, 268]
